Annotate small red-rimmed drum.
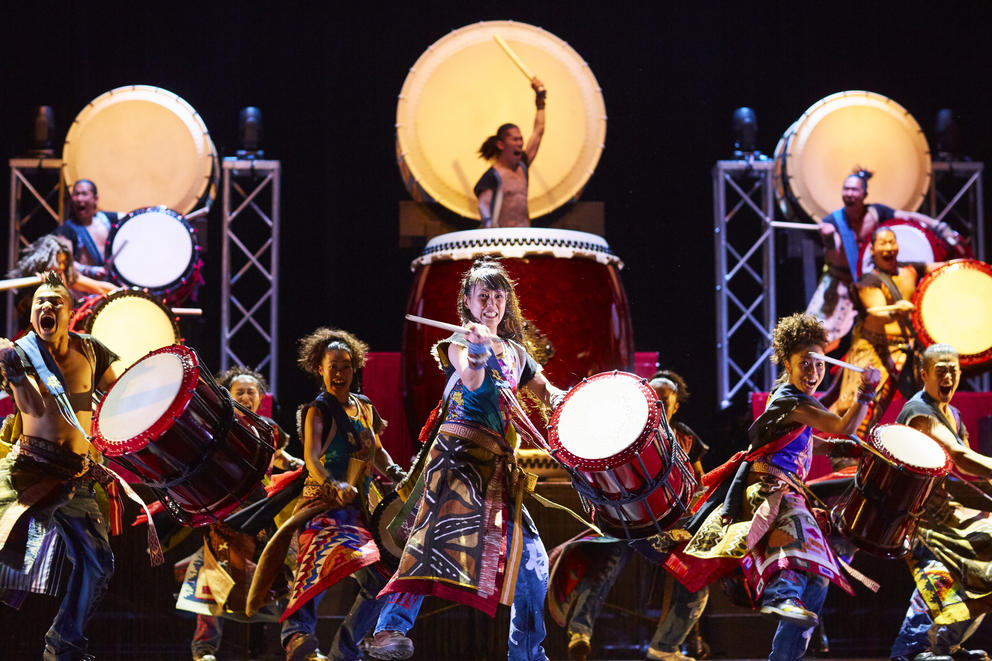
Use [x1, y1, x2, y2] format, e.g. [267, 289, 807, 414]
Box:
[71, 288, 181, 368]
[547, 371, 696, 539]
[404, 228, 633, 439]
[833, 424, 950, 558]
[91, 345, 275, 527]
[857, 218, 949, 276]
[108, 206, 202, 305]
[912, 259, 992, 369]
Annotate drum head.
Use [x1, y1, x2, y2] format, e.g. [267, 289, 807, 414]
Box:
[859, 219, 944, 276]
[73, 289, 181, 368]
[551, 372, 657, 466]
[871, 424, 950, 476]
[414, 227, 621, 268]
[913, 259, 992, 365]
[783, 91, 931, 222]
[396, 21, 607, 220]
[94, 348, 194, 455]
[63, 85, 217, 214]
[111, 207, 196, 289]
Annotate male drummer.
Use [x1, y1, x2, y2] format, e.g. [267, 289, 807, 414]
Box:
[830, 227, 944, 438]
[55, 179, 118, 280]
[474, 76, 546, 228]
[0, 271, 124, 660]
[807, 170, 962, 351]
[889, 344, 992, 661]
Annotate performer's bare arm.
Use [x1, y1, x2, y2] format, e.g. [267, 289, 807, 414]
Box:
[448, 322, 496, 392]
[523, 77, 546, 166]
[477, 189, 494, 226]
[523, 371, 565, 408]
[907, 414, 992, 478]
[790, 368, 881, 435]
[0, 339, 46, 417]
[97, 359, 125, 393]
[73, 274, 117, 295]
[861, 286, 914, 322]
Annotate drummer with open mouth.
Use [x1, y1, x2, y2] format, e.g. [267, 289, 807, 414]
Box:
[888, 343, 992, 661]
[55, 179, 118, 283]
[678, 313, 880, 661]
[0, 271, 124, 661]
[369, 259, 566, 661]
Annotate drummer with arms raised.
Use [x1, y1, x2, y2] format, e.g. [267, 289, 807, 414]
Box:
[0, 271, 124, 660]
[474, 77, 546, 228]
[889, 344, 992, 661]
[807, 169, 961, 351]
[55, 179, 118, 281]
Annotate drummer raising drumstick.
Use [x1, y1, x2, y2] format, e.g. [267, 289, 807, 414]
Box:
[0, 271, 125, 660]
[474, 77, 547, 228]
[888, 344, 992, 661]
[807, 169, 963, 351]
[677, 313, 880, 661]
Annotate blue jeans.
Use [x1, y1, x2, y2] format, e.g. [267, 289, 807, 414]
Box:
[281, 566, 387, 661]
[891, 558, 986, 657]
[761, 569, 829, 661]
[376, 516, 550, 661]
[192, 615, 223, 656]
[43, 484, 115, 661]
[568, 542, 632, 638]
[648, 581, 709, 656]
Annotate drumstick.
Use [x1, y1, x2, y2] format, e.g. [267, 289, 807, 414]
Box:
[405, 314, 471, 335]
[171, 307, 203, 317]
[809, 351, 865, 374]
[492, 34, 534, 80]
[104, 239, 128, 268]
[185, 207, 209, 221]
[0, 275, 42, 292]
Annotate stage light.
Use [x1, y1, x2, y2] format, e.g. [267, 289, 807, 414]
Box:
[934, 108, 961, 161]
[29, 105, 55, 156]
[731, 107, 767, 163]
[237, 106, 263, 158]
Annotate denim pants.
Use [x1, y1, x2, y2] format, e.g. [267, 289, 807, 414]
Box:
[568, 542, 632, 639]
[890, 554, 986, 657]
[647, 580, 709, 656]
[761, 569, 829, 661]
[191, 614, 223, 657]
[375, 515, 550, 660]
[43, 484, 115, 661]
[280, 566, 387, 660]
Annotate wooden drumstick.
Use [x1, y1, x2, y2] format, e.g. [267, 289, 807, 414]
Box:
[171, 307, 203, 317]
[104, 239, 128, 268]
[185, 207, 209, 221]
[809, 351, 865, 374]
[0, 275, 42, 292]
[493, 33, 535, 81]
[405, 313, 471, 335]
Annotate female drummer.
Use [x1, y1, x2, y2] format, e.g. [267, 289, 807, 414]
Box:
[368, 259, 566, 661]
[270, 328, 405, 661]
[681, 313, 880, 661]
[183, 366, 302, 661]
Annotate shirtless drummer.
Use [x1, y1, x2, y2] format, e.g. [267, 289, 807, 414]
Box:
[474, 77, 547, 228]
[0, 271, 124, 660]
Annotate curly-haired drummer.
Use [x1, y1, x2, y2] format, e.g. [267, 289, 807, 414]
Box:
[474, 77, 547, 228]
[888, 344, 992, 661]
[0, 271, 125, 660]
[248, 327, 405, 661]
[368, 259, 566, 661]
[678, 313, 880, 661]
[807, 170, 961, 351]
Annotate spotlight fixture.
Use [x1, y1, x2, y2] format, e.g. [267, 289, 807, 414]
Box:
[934, 108, 961, 161]
[731, 107, 760, 158]
[237, 106, 264, 158]
[29, 105, 55, 156]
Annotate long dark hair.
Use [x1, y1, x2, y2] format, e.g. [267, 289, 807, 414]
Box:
[456, 259, 525, 342]
[478, 123, 519, 160]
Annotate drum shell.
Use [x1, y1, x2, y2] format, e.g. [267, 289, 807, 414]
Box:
[92, 346, 275, 527]
[403, 249, 633, 438]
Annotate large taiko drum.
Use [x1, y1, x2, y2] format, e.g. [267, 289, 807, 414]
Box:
[912, 259, 992, 369]
[91, 345, 275, 526]
[70, 288, 181, 368]
[833, 424, 950, 558]
[774, 91, 931, 222]
[396, 21, 607, 220]
[547, 371, 696, 538]
[404, 228, 632, 437]
[107, 206, 202, 304]
[62, 85, 218, 215]
[857, 218, 953, 276]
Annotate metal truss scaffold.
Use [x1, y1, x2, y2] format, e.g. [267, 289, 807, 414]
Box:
[6, 158, 65, 337]
[221, 158, 281, 395]
[713, 160, 776, 409]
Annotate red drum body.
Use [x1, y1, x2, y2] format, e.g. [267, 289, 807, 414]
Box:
[547, 371, 696, 539]
[857, 218, 957, 277]
[92, 345, 275, 527]
[833, 424, 950, 558]
[912, 259, 992, 369]
[404, 228, 633, 438]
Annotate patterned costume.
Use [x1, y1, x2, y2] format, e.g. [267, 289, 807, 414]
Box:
[376, 334, 551, 661]
[890, 391, 992, 658]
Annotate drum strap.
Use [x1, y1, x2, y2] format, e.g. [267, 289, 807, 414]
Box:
[824, 209, 860, 280]
[63, 218, 107, 266]
[14, 333, 90, 440]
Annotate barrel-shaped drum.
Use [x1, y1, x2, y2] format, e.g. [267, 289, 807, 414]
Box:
[912, 259, 992, 369]
[404, 228, 633, 437]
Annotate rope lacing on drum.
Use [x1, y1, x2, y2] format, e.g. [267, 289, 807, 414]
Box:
[421, 236, 616, 257]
